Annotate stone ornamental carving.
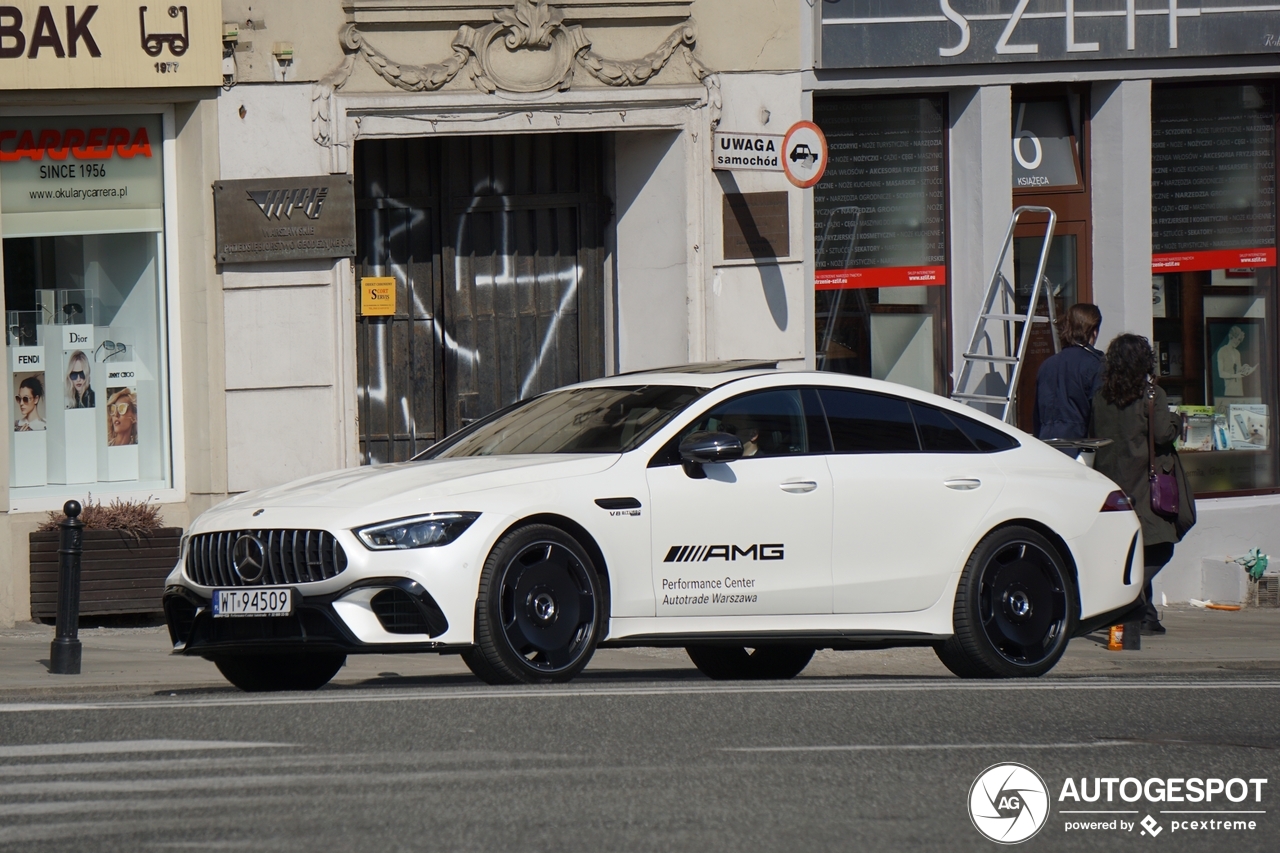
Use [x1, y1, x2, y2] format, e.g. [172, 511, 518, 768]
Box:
[332, 0, 709, 94]
[312, 1, 719, 149]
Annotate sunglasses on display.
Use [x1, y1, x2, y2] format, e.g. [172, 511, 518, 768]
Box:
[68, 371, 87, 381]
[95, 340, 128, 362]
[109, 402, 132, 415]
[15, 395, 34, 404]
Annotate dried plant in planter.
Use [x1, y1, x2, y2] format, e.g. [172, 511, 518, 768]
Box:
[38, 494, 165, 537]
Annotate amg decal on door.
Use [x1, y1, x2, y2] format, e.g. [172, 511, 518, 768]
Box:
[662, 544, 784, 563]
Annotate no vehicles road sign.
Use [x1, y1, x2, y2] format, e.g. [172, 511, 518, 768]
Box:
[782, 121, 828, 188]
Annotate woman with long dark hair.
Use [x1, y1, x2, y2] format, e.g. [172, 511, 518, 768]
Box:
[1090, 334, 1187, 634]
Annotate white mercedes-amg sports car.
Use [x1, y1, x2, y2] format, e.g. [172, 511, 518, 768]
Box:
[164, 363, 1144, 691]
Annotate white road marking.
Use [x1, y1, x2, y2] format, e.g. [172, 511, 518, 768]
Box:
[0, 740, 293, 758]
[721, 741, 1144, 753]
[0, 680, 1275, 713]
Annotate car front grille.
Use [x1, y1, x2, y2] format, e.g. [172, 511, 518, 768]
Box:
[185, 530, 349, 587]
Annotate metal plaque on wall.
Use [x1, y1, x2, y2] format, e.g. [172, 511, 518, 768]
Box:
[821, 0, 1280, 69]
[214, 175, 356, 264]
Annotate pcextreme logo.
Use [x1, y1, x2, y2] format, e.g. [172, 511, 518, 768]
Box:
[969, 763, 1051, 844]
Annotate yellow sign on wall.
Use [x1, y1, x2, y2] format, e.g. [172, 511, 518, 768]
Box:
[0, 1, 221, 89]
[361, 277, 396, 316]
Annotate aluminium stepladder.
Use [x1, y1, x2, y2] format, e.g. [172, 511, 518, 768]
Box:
[952, 205, 1060, 423]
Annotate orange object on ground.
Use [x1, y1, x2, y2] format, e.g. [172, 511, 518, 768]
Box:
[1205, 603, 1242, 611]
[1107, 625, 1124, 650]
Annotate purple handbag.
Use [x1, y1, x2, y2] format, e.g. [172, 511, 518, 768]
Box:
[1148, 391, 1180, 517]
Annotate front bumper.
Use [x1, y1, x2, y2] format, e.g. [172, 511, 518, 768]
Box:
[163, 578, 465, 658]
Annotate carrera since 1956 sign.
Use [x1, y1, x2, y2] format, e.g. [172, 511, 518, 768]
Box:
[213, 175, 356, 264]
[821, 0, 1280, 69]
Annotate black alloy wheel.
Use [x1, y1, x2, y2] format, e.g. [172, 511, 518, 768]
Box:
[935, 525, 1074, 679]
[463, 524, 603, 685]
[213, 653, 347, 692]
[685, 645, 815, 680]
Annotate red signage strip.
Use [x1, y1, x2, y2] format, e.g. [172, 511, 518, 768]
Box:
[1151, 247, 1275, 274]
[816, 265, 947, 290]
[0, 127, 153, 163]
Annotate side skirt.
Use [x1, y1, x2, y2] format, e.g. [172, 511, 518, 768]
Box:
[600, 630, 950, 651]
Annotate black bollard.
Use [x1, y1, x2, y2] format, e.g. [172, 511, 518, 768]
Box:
[49, 500, 84, 675]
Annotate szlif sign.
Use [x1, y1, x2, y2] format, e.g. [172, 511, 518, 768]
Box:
[214, 174, 356, 264]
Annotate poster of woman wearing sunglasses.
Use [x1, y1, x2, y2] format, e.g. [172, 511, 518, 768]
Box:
[12, 373, 46, 432]
[106, 387, 138, 447]
[64, 350, 95, 409]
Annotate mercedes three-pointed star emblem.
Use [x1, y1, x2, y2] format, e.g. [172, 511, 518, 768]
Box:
[232, 534, 267, 584]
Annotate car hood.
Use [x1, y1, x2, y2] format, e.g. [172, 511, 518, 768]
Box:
[200, 454, 621, 527]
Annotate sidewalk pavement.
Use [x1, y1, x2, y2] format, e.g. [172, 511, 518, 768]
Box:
[0, 605, 1276, 698]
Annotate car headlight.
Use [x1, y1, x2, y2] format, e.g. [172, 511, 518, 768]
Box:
[355, 513, 480, 551]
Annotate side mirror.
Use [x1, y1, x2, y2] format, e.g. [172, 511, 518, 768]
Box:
[679, 431, 743, 478]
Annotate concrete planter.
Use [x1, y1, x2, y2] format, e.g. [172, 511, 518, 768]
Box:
[29, 528, 183, 619]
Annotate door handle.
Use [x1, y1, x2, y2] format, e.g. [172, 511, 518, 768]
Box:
[944, 478, 982, 491]
[780, 480, 818, 493]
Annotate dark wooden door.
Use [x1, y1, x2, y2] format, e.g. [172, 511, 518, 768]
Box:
[355, 134, 606, 463]
[355, 138, 445, 465]
[1010, 87, 1092, 431]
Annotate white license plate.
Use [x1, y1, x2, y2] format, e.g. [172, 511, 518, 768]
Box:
[212, 588, 293, 618]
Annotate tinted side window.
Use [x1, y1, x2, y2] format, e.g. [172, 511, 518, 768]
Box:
[911, 403, 978, 452]
[950, 410, 1020, 452]
[818, 389, 919, 453]
[682, 389, 811, 458]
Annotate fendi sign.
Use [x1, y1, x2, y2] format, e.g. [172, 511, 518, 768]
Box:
[820, 0, 1280, 68]
[214, 175, 356, 264]
[0, 1, 219, 88]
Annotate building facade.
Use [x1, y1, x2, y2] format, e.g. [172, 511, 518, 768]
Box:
[2, 2, 1274, 625]
[0, 1, 807, 624]
[0, 1, 225, 625]
[808, 2, 1280, 597]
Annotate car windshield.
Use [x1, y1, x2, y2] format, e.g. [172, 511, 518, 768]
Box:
[424, 385, 706, 458]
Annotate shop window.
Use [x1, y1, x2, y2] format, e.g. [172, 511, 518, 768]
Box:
[3, 114, 172, 499]
[813, 96, 948, 394]
[1151, 84, 1278, 495]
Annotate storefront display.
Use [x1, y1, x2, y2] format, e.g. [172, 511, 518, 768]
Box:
[2, 113, 171, 498]
[1151, 83, 1278, 494]
[813, 96, 948, 394]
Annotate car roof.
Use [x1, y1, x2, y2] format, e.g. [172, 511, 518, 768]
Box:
[569, 366, 1020, 432]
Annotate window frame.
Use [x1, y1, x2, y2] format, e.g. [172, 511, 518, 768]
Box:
[1150, 79, 1280, 498]
[2, 104, 185, 514]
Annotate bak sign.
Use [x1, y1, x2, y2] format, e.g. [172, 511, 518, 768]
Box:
[0, 1, 220, 89]
[713, 131, 784, 173]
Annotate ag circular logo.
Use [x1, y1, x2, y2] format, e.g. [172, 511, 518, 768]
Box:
[968, 763, 1050, 844]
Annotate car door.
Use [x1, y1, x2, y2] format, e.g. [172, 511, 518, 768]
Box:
[820, 389, 1010, 613]
[646, 387, 834, 616]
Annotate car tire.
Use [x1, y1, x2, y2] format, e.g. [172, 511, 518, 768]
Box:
[213, 653, 346, 692]
[935, 525, 1075, 679]
[685, 645, 815, 680]
[463, 524, 604, 685]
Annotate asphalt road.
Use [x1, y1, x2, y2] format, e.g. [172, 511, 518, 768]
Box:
[0, 673, 1275, 852]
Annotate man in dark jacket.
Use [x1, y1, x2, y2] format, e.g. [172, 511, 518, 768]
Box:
[1035, 304, 1104, 454]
